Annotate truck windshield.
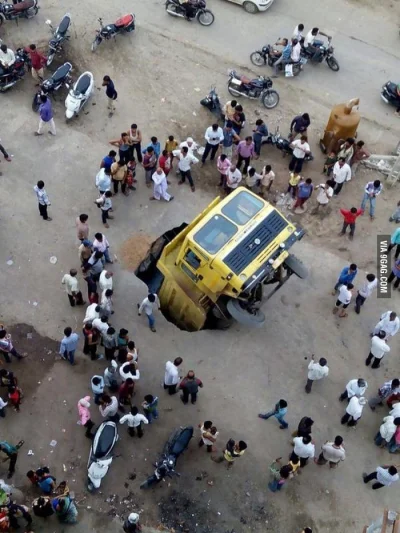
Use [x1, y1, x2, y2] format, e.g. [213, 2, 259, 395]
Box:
[193, 215, 237, 254]
[221, 191, 264, 225]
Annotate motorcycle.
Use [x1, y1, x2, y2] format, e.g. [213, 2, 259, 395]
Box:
[381, 81, 400, 108]
[87, 421, 118, 492]
[0, 48, 31, 92]
[0, 0, 39, 25]
[140, 426, 193, 489]
[91, 14, 135, 52]
[45, 12, 71, 66]
[200, 86, 223, 120]
[32, 62, 72, 112]
[227, 69, 279, 109]
[301, 38, 339, 71]
[65, 71, 94, 119]
[263, 124, 313, 161]
[165, 0, 214, 26]
[250, 44, 306, 77]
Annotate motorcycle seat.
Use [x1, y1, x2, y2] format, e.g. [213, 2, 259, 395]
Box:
[10, 0, 34, 11]
[115, 13, 134, 27]
[93, 423, 116, 458]
[57, 15, 70, 35]
[74, 73, 91, 95]
[51, 62, 71, 83]
[240, 75, 252, 84]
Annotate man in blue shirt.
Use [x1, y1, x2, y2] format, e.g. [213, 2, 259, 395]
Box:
[221, 121, 240, 159]
[142, 136, 161, 159]
[332, 263, 358, 293]
[361, 179, 382, 220]
[59, 327, 79, 365]
[272, 38, 292, 77]
[102, 75, 117, 117]
[101, 150, 117, 171]
[0, 440, 19, 478]
[258, 399, 288, 429]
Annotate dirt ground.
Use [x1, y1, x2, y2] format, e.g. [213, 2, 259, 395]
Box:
[1, 0, 400, 532]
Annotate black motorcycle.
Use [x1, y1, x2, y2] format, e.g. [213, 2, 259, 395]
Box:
[227, 69, 279, 109]
[165, 0, 214, 26]
[0, 0, 39, 24]
[301, 38, 339, 71]
[32, 62, 72, 112]
[263, 125, 313, 161]
[200, 86, 223, 120]
[250, 44, 305, 77]
[140, 426, 193, 489]
[0, 48, 31, 92]
[91, 14, 135, 52]
[381, 81, 400, 109]
[45, 12, 71, 66]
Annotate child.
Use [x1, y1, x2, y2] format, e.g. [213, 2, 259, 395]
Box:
[245, 166, 261, 192]
[287, 172, 302, 199]
[8, 386, 21, 412]
[260, 165, 275, 197]
[126, 159, 137, 190]
[142, 395, 159, 423]
[91, 375, 105, 405]
[119, 406, 148, 438]
[323, 151, 336, 176]
[333, 282, 354, 318]
[339, 206, 363, 240]
[389, 201, 400, 223]
[165, 135, 178, 155]
[77, 396, 95, 439]
[104, 360, 119, 392]
[198, 421, 218, 452]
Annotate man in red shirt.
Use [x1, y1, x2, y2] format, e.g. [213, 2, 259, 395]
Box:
[26, 44, 47, 83]
[339, 206, 362, 240]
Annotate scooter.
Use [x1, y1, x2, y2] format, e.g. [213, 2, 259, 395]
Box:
[263, 124, 313, 161]
[32, 62, 72, 112]
[0, 0, 39, 25]
[91, 14, 135, 52]
[140, 426, 193, 489]
[200, 86, 223, 120]
[65, 71, 94, 119]
[45, 12, 71, 66]
[87, 421, 118, 492]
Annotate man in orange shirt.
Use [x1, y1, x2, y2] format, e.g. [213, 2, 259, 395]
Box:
[339, 206, 362, 240]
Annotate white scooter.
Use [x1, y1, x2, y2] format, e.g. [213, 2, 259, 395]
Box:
[87, 421, 118, 492]
[65, 71, 94, 120]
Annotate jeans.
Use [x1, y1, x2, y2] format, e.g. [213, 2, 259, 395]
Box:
[387, 243, 400, 259]
[341, 222, 355, 237]
[67, 292, 84, 306]
[363, 471, 384, 489]
[181, 388, 197, 404]
[366, 352, 381, 368]
[0, 408, 5, 418]
[388, 438, 400, 453]
[0, 144, 9, 159]
[7, 453, 17, 476]
[388, 272, 400, 288]
[146, 313, 155, 329]
[341, 413, 357, 426]
[0, 348, 22, 363]
[361, 193, 376, 216]
[289, 155, 304, 174]
[103, 248, 112, 264]
[334, 281, 342, 291]
[101, 209, 110, 224]
[38, 203, 49, 220]
[202, 142, 219, 163]
[253, 136, 262, 156]
[374, 431, 385, 446]
[355, 293, 366, 314]
[62, 350, 75, 365]
[131, 143, 142, 163]
[144, 408, 159, 422]
[164, 383, 178, 395]
[334, 182, 344, 195]
[268, 478, 283, 492]
[305, 378, 313, 393]
[113, 179, 126, 194]
[179, 169, 194, 187]
[259, 409, 288, 428]
[237, 154, 250, 174]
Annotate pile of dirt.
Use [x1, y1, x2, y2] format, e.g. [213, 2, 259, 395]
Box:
[119, 233, 154, 271]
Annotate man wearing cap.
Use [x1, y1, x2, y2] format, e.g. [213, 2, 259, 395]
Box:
[373, 311, 400, 340]
[78, 240, 93, 265]
[341, 396, 367, 427]
[61, 269, 85, 307]
[123, 512, 141, 532]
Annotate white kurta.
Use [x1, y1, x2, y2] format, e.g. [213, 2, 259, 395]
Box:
[152, 171, 171, 201]
[374, 311, 400, 338]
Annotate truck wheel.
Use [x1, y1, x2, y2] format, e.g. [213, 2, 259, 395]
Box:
[284, 254, 308, 279]
[226, 299, 265, 328]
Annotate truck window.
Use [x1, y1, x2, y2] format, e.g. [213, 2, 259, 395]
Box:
[221, 191, 263, 225]
[184, 249, 201, 270]
[193, 215, 237, 255]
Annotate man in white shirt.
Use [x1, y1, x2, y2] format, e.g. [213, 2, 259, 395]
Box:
[332, 157, 351, 195]
[292, 23, 304, 41]
[92, 315, 110, 336]
[315, 435, 345, 468]
[99, 270, 113, 293]
[333, 282, 353, 318]
[177, 146, 198, 192]
[341, 396, 366, 427]
[373, 311, 399, 339]
[363, 466, 399, 490]
[355, 273, 377, 314]
[314, 179, 334, 210]
[375, 415, 400, 447]
[202, 124, 224, 165]
[289, 135, 310, 174]
[83, 303, 101, 324]
[291, 38, 301, 63]
[138, 293, 160, 332]
[366, 330, 390, 368]
[291, 435, 315, 467]
[304, 27, 331, 62]
[120, 406, 149, 437]
[93, 232, 113, 264]
[305, 354, 329, 393]
[164, 357, 183, 395]
[61, 269, 85, 307]
[178, 137, 198, 156]
[95, 167, 112, 194]
[99, 394, 119, 421]
[339, 378, 368, 401]
[0, 44, 15, 69]
[226, 165, 242, 192]
[151, 167, 172, 202]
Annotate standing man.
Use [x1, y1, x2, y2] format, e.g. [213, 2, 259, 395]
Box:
[142, 146, 157, 187]
[93, 233, 113, 264]
[305, 355, 329, 393]
[332, 282, 353, 318]
[315, 436, 345, 468]
[339, 206, 363, 240]
[34, 95, 56, 136]
[0, 441, 19, 479]
[292, 178, 313, 211]
[252, 119, 268, 158]
[212, 439, 247, 469]
[99, 270, 113, 294]
[373, 311, 399, 340]
[339, 378, 368, 402]
[164, 357, 183, 395]
[151, 167, 173, 202]
[76, 214, 89, 242]
[99, 394, 119, 422]
[363, 466, 399, 490]
[290, 435, 315, 467]
[236, 136, 255, 174]
[110, 159, 127, 195]
[179, 370, 203, 405]
[355, 273, 377, 314]
[33, 180, 52, 221]
[361, 179, 382, 220]
[225, 164, 242, 193]
[26, 44, 46, 82]
[350, 140, 370, 178]
[177, 145, 199, 192]
[332, 157, 351, 196]
[201, 123, 224, 165]
[96, 167, 112, 194]
[59, 327, 79, 365]
[61, 269, 85, 307]
[341, 396, 367, 427]
[289, 113, 310, 142]
[387, 226, 400, 259]
[369, 378, 400, 411]
[138, 293, 160, 332]
[258, 399, 288, 429]
[0, 330, 24, 362]
[288, 135, 310, 174]
[332, 263, 358, 294]
[366, 331, 390, 369]
[102, 75, 117, 117]
[223, 100, 237, 122]
[221, 121, 240, 159]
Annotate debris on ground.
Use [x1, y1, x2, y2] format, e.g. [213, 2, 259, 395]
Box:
[119, 233, 154, 271]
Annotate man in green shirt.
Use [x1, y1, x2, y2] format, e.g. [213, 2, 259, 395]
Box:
[0, 440, 20, 478]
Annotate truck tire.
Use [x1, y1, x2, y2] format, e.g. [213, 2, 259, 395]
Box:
[226, 299, 265, 328]
[284, 254, 308, 279]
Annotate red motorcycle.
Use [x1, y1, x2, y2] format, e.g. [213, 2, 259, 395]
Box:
[91, 14, 135, 52]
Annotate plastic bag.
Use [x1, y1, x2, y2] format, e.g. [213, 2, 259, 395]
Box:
[285, 64, 293, 77]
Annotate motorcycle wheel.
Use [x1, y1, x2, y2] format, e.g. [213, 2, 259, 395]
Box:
[262, 89, 279, 109]
[140, 475, 158, 489]
[91, 37, 101, 52]
[292, 63, 302, 77]
[326, 56, 340, 71]
[250, 52, 265, 67]
[227, 82, 241, 97]
[197, 9, 214, 26]
[32, 93, 41, 112]
[46, 52, 55, 67]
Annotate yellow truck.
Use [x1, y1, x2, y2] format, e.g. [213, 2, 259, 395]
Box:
[136, 186, 307, 331]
